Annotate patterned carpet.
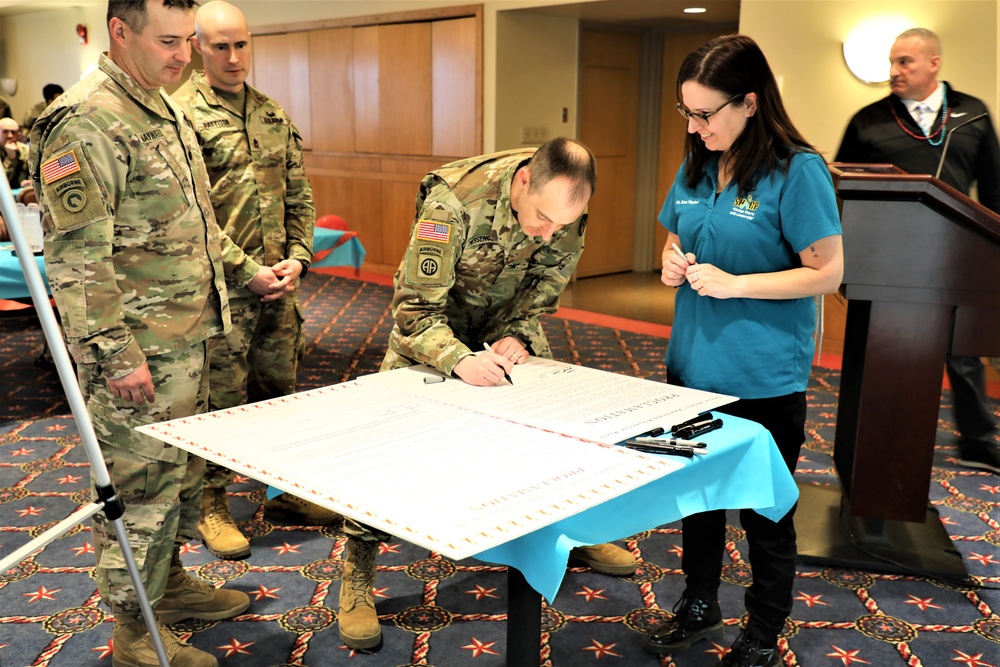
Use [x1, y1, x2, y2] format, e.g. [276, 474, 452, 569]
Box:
[1, 271, 999, 667]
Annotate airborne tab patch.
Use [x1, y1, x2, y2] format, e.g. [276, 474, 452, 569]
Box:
[40, 150, 81, 184]
[416, 220, 451, 243]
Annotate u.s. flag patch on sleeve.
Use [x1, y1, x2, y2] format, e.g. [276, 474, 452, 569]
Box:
[416, 220, 451, 243]
[40, 150, 82, 184]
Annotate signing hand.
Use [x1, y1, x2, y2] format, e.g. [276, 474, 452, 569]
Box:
[488, 336, 529, 365]
[453, 349, 514, 387]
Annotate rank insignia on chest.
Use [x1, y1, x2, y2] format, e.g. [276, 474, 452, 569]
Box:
[40, 150, 81, 184]
[416, 220, 451, 243]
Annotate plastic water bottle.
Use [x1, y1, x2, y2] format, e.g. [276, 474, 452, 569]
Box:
[16, 202, 43, 253]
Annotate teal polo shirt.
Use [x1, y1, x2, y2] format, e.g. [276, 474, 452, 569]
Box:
[659, 151, 841, 398]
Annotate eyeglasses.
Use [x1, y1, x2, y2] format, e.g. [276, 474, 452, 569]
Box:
[675, 93, 744, 125]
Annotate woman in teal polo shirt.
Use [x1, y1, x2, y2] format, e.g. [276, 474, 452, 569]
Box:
[642, 35, 843, 667]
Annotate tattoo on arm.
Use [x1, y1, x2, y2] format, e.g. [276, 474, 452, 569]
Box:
[809, 245, 818, 258]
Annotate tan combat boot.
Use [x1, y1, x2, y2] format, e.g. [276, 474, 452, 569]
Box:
[263, 492, 340, 525]
[197, 486, 250, 560]
[338, 538, 381, 649]
[157, 548, 250, 625]
[569, 542, 637, 576]
[112, 615, 217, 667]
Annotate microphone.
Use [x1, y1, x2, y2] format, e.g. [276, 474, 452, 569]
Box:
[935, 112, 989, 179]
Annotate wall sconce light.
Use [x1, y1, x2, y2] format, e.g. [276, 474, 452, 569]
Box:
[76, 23, 88, 45]
[842, 18, 910, 84]
[0, 78, 16, 96]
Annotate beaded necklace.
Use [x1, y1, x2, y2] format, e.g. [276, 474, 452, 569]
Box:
[890, 83, 950, 147]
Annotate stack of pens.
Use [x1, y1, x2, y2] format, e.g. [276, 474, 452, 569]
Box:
[624, 413, 723, 457]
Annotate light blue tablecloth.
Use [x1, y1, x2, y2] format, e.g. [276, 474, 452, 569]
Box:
[0, 245, 47, 301]
[310, 227, 366, 270]
[476, 415, 797, 601]
[268, 414, 797, 602]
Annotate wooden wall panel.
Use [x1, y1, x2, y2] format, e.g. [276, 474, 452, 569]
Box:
[253, 7, 481, 274]
[432, 17, 479, 158]
[252, 32, 312, 149]
[381, 179, 425, 267]
[654, 31, 726, 268]
[379, 22, 432, 156]
[352, 26, 380, 154]
[308, 28, 354, 153]
[577, 30, 641, 278]
[309, 174, 384, 264]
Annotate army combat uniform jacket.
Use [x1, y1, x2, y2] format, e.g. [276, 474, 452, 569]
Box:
[173, 71, 314, 273]
[29, 55, 260, 382]
[3, 141, 30, 187]
[382, 149, 587, 375]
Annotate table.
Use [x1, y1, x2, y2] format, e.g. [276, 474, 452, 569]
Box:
[0, 228, 366, 303]
[0, 244, 46, 300]
[479, 415, 796, 665]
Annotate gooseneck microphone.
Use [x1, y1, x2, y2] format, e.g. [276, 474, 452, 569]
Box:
[935, 112, 989, 179]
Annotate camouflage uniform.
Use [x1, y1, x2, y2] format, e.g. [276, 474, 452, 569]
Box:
[22, 100, 48, 135]
[29, 54, 259, 617]
[381, 148, 587, 375]
[174, 70, 315, 490]
[3, 140, 30, 187]
[371, 149, 587, 543]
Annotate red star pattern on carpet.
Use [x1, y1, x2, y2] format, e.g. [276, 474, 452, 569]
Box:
[216, 637, 254, 658]
[461, 637, 499, 657]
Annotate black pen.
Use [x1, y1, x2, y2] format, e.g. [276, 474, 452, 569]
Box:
[628, 437, 707, 449]
[483, 342, 513, 385]
[635, 426, 665, 439]
[676, 418, 724, 439]
[671, 412, 714, 435]
[626, 443, 695, 457]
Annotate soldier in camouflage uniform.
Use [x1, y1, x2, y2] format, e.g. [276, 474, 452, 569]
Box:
[22, 84, 64, 136]
[28, 2, 285, 665]
[1, 117, 31, 187]
[358, 138, 634, 649]
[173, 0, 332, 562]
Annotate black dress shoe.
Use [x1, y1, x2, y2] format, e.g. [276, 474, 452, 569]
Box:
[642, 594, 723, 654]
[718, 629, 779, 667]
[957, 442, 1000, 474]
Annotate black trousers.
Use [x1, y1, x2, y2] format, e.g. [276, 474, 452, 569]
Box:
[946, 355, 997, 447]
[668, 372, 806, 644]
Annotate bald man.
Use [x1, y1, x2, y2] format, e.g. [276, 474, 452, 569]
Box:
[1, 117, 30, 187]
[173, 0, 326, 563]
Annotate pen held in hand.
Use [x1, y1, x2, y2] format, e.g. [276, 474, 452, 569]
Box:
[671, 242, 690, 264]
[483, 342, 514, 385]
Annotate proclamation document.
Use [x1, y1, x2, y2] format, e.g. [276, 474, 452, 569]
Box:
[359, 357, 735, 444]
[137, 381, 684, 560]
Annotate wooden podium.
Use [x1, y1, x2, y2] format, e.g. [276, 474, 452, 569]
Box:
[797, 164, 1000, 580]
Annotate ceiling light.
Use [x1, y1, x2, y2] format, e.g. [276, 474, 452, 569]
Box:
[684, 7, 707, 13]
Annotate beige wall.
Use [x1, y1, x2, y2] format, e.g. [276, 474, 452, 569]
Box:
[494, 11, 579, 151]
[740, 0, 1000, 159]
[0, 4, 108, 124]
[3, 0, 998, 155]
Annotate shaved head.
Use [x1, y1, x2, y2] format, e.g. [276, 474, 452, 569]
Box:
[195, 0, 248, 40]
[192, 0, 252, 92]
